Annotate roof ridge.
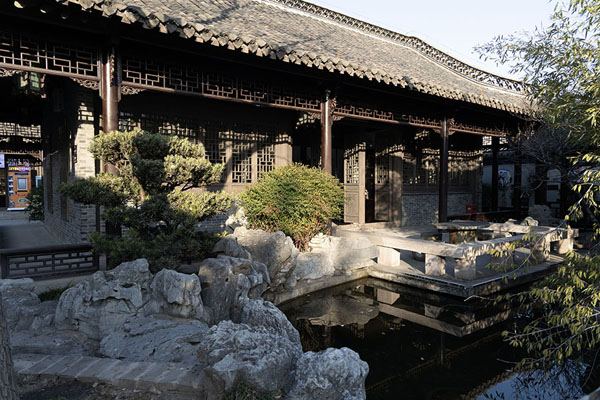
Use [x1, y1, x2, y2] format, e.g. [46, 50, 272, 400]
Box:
[267, 0, 525, 93]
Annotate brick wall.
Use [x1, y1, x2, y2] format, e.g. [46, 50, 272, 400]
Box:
[44, 86, 98, 243]
[401, 192, 474, 227]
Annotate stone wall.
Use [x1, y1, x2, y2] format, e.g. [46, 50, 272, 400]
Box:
[44, 85, 98, 243]
[197, 213, 229, 233]
[401, 192, 474, 226]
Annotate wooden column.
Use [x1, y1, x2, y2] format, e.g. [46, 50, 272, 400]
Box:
[491, 136, 499, 211]
[320, 90, 333, 175]
[100, 44, 121, 237]
[100, 45, 120, 173]
[438, 118, 449, 222]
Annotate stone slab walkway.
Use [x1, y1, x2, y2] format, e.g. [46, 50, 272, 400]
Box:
[13, 353, 205, 395]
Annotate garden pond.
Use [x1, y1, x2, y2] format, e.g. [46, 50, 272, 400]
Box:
[280, 278, 596, 400]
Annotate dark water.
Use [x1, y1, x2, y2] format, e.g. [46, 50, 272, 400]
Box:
[280, 278, 594, 400]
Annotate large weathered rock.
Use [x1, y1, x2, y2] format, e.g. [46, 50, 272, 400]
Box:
[54, 259, 153, 340]
[233, 298, 301, 350]
[293, 252, 335, 281]
[0, 278, 42, 331]
[55, 259, 212, 340]
[213, 235, 252, 260]
[99, 315, 208, 364]
[10, 328, 96, 356]
[287, 347, 369, 400]
[197, 320, 302, 394]
[197, 256, 269, 324]
[144, 269, 209, 321]
[233, 227, 299, 279]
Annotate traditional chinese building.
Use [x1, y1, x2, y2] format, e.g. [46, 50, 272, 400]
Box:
[0, 0, 528, 242]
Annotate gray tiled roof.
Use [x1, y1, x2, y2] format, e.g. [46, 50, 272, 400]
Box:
[54, 0, 529, 114]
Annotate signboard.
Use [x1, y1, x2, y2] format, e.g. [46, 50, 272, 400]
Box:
[0, 154, 4, 169]
[7, 159, 30, 172]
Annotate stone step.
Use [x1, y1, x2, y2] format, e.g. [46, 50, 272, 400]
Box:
[13, 353, 205, 394]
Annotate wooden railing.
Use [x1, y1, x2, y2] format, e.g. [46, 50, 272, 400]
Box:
[0, 244, 99, 280]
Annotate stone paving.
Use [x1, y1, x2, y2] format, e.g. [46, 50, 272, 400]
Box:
[13, 353, 205, 395]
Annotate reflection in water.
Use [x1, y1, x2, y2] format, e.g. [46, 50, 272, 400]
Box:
[280, 278, 593, 400]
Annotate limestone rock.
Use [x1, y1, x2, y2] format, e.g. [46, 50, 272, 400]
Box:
[213, 235, 251, 260]
[0, 278, 42, 331]
[233, 298, 301, 350]
[225, 205, 247, 233]
[0, 277, 35, 292]
[99, 315, 208, 364]
[293, 252, 335, 281]
[287, 347, 369, 400]
[10, 328, 96, 356]
[197, 320, 302, 394]
[145, 269, 208, 321]
[197, 256, 269, 324]
[233, 227, 299, 279]
[54, 259, 154, 340]
[521, 216, 539, 226]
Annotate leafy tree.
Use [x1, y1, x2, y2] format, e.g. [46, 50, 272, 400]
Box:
[60, 130, 232, 271]
[241, 164, 344, 250]
[479, 0, 600, 370]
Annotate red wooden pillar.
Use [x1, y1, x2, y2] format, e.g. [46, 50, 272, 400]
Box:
[100, 45, 120, 173]
[320, 90, 333, 175]
[438, 118, 449, 222]
[491, 136, 499, 211]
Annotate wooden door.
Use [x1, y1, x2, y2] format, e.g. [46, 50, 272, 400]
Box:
[344, 143, 366, 224]
[374, 153, 391, 221]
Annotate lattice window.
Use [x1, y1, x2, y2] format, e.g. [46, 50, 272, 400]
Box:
[424, 157, 438, 185]
[375, 154, 389, 185]
[257, 133, 275, 178]
[403, 152, 439, 188]
[118, 112, 139, 132]
[231, 131, 253, 184]
[121, 55, 321, 113]
[204, 124, 227, 166]
[0, 122, 41, 138]
[344, 149, 360, 184]
[0, 30, 98, 79]
[402, 155, 415, 186]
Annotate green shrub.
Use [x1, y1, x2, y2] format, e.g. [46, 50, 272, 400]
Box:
[241, 164, 344, 250]
[26, 185, 44, 220]
[60, 130, 232, 271]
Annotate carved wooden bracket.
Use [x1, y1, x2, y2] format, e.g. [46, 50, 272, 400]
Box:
[0, 68, 18, 78]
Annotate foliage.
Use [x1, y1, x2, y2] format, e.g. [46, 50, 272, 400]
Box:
[479, 0, 600, 370]
[241, 163, 344, 250]
[511, 253, 600, 368]
[26, 185, 44, 220]
[60, 130, 232, 271]
[38, 286, 69, 302]
[224, 383, 281, 400]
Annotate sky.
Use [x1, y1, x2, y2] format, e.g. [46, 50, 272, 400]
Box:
[308, 0, 557, 78]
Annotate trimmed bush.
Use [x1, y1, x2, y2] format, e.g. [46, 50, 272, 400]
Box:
[241, 164, 343, 250]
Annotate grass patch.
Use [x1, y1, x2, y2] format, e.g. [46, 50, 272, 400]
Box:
[38, 287, 69, 302]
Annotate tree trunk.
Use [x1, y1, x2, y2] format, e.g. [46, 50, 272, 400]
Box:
[0, 291, 19, 400]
